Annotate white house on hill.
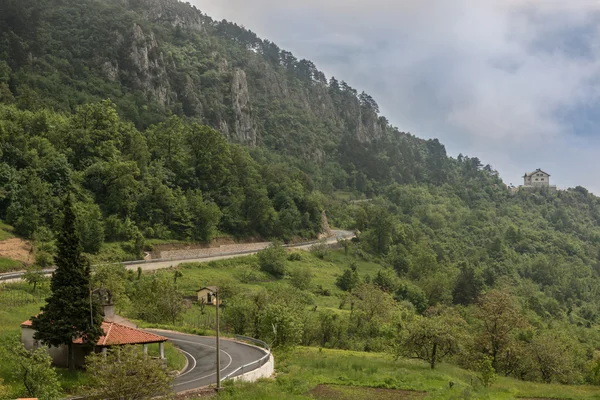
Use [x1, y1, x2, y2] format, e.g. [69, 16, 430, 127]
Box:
[523, 169, 550, 187]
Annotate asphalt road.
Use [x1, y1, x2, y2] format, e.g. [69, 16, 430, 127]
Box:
[146, 329, 269, 392]
[0, 230, 354, 282]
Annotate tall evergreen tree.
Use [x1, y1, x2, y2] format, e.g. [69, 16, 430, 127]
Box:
[31, 194, 103, 371]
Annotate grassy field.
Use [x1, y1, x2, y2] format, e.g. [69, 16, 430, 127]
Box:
[0, 257, 23, 273]
[0, 221, 24, 273]
[212, 347, 600, 400]
[176, 249, 381, 312]
[0, 221, 14, 242]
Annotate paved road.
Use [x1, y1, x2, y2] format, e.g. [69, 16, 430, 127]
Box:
[0, 230, 354, 282]
[147, 330, 268, 392]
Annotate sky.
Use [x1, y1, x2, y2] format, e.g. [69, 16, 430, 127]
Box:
[191, 0, 600, 192]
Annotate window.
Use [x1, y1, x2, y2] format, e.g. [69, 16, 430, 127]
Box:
[541, 178, 544, 181]
[535, 178, 539, 181]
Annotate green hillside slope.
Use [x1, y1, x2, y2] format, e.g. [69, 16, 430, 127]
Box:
[3, 0, 600, 392]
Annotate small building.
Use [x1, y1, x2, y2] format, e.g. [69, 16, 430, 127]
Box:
[196, 286, 221, 305]
[523, 168, 550, 187]
[21, 306, 168, 368]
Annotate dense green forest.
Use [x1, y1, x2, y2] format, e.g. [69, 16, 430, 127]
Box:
[4, 0, 600, 391]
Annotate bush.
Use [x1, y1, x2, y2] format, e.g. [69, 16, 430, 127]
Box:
[288, 252, 302, 261]
[310, 240, 330, 259]
[478, 356, 496, 387]
[336, 263, 361, 292]
[258, 242, 287, 278]
[235, 264, 263, 283]
[289, 266, 312, 290]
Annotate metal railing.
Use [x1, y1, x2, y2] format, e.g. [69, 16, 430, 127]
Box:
[220, 335, 271, 382]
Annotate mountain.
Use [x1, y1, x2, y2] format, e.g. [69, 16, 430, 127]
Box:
[6, 0, 600, 387]
[0, 0, 461, 187]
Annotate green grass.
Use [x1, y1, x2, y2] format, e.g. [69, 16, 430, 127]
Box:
[211, 347, 600, 400]
[0, 221, 15, 241]
[175, 249, 382, 313]
[0, 221, 22, 273]
[0, 257, 23, 273]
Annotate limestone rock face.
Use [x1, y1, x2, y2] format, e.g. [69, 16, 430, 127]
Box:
[356, 108, 385, 143]
[128, 23, 172, 107]
[101, 61, 119, 82]
[231, 68, 256, 146]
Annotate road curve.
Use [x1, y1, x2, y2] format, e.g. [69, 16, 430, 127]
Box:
[146, 329, 269, 392]
[0, 230, 354, 282]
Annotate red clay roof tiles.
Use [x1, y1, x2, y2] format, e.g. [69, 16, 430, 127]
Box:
[21, 320, 167, 346]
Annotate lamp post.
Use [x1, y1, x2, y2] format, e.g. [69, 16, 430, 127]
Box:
[215, 287, 221, 391]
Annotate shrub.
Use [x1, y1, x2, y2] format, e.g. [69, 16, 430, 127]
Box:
[478, 356, 496, 387]
[288, 252, 302, 261]
[289, 266, 312, 290]
[336, 263, 361, 292]
[258, 242, 287, 278]
[310, 240, 330, 259]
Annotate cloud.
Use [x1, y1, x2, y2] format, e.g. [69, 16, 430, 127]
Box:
[192, 0, 600, 192]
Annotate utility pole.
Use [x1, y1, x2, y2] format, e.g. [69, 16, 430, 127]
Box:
[215, 287, 221, 391]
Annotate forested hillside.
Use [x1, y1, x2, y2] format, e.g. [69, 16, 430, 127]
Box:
[0, 0, 500, 247]
[5, 0, 600, 389]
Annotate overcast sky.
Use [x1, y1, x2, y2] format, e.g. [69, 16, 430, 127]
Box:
[192, 0, 600, 192]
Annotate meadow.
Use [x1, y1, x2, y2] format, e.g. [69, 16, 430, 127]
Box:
[214, 347, 600, 400]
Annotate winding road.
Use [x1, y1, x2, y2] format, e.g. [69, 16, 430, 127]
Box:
[0, 230, 354, 282]
[147, 329, 269, 392]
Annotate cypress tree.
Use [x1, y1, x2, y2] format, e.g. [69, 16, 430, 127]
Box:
[31, 194, 104, 371]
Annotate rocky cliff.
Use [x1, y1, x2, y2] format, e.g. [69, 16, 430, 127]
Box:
[0, 0, 419, 162]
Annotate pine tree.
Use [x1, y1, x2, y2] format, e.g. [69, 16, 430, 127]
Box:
[31, 194, 104, 371]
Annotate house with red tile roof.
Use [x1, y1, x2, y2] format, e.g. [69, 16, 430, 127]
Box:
[21, 307, 168, 368]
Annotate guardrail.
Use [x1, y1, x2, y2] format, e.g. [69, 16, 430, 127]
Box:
[220, 335, 271, 382]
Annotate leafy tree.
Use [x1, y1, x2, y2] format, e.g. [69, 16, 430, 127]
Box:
[289, 266, 312, 291]
[396, 308, 468, 369]
[258, 242, 287, 278]
[395, 281, 429, 314]
[373, 268, 400, 293]
[85, 345, 173, 400]
[130, 274, 184, 324]
[92, 263, 130, 310]
[23, 265, 48, 293]
[529, 330, 579, 384]
[336, 264, 361, 292]
[475, 290, 526, 370]
[258, 303, 304, 349]
[0, 340, 61, 400]
[452, 262, 484, 306]
[310, 240, 330, 259]
[187, 190, 222, 241]
[77, 202, 105, 254]
[31, 195, 104, 371]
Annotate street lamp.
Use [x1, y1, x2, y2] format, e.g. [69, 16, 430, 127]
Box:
[215, 287, 221, 391]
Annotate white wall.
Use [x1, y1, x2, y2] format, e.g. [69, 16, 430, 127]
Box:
[524, 172, 550, 186]
[231, 354, 275, 383]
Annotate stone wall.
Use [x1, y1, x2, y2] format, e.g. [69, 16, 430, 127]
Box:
[158, 242, 271, 260]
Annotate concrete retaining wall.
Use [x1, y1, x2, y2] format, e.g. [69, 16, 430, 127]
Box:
[231, 354, 275, 383]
